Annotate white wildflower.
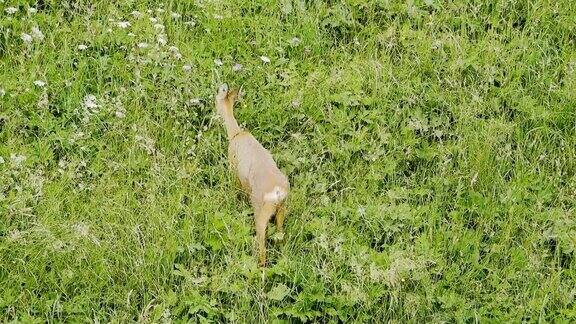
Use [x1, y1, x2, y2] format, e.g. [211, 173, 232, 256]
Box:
[0, 88, 5, 97]
[149, 17, 158, 23]
[117, 21, 131, 29]
[10, 154, 26, 167]
[182, 65, 192, 72]
[115, 110, 126, 118]
[289, 37, 301, 46]
[157, 34, 167, 45]
[31, 26, 44, 41]
[8, 229, 21, 241]
[29, 171, 45, 198]
[213, 14, 223, 20]
[369, 263, 384, 282]
[171, 12, 181, 19]
[232, 63, 243, 72]
[52, 240, 65, 251]
[260, 56, 271, 63]
[154, 23, 165, 30]
[471, 172, 478, 186]
[5, 7, 18, 14]
[168, 46, 181, 58]
[135, 134, 156, 155]
[78, 44, 88, 50]
[82, 94, 98, 110]
[37, 91, 48, 109]
[214, 58, 223, 66]
[72, 223, 90, 237]
[33, 80, 46, 87]
[291, 132, 303, 140]
[291, 100, 301, 107]
[131, 10, 142, 18]
[184, 20, 196, 27]
[21, 33, 33, 44]
[156, 8, 165, 13]
[137, 42, 149, 49]
[71, 131, 84, 141]
[127, 32, 135, 37]
[28, 7, 37, 14]
[189, 98, 201, 105]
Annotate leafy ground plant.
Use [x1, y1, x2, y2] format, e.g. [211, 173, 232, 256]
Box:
[1, 0, 575, 322]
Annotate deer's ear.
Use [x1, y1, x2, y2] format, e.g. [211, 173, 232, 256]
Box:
[216, 83, 229, 100]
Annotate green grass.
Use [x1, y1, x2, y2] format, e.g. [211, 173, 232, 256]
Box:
[1, 0, 575, 322]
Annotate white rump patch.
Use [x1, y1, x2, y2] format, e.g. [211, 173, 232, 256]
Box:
[263, 186, 287, 203]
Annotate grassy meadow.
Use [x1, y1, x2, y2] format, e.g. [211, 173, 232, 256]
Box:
[1, 0, 575, 322]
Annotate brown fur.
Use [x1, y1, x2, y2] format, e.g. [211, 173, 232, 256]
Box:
[215, 84, 290, 266]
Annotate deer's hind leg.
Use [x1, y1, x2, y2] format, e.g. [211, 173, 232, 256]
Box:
[274, 202, 287, 242]
[255, 202, 276, 267]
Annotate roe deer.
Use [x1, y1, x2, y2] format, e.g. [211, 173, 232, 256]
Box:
[215, 84, 290, 266]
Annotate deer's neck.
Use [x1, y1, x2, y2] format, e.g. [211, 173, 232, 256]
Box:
[221, 110, 242, 140]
